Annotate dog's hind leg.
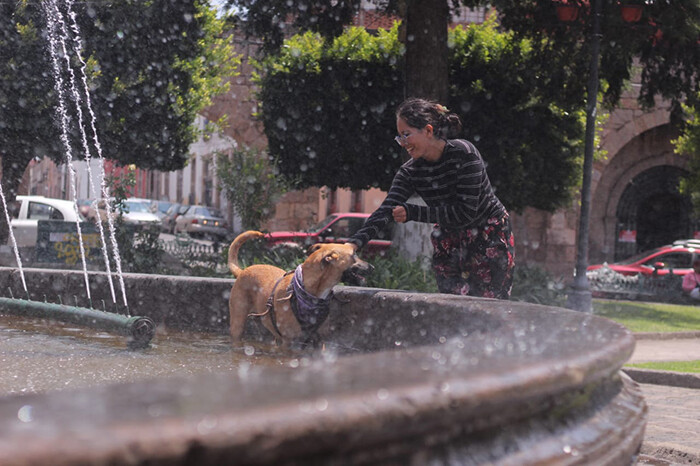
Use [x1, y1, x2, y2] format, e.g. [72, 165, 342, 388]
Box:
[229, 292, 253, 345]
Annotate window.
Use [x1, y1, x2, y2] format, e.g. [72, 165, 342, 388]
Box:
[27, 202, 63, 221]
[329, 218, 352, 237]
[645, 252, 692, 269]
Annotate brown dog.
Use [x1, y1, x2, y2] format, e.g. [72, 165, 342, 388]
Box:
[228, 230, 373, 348]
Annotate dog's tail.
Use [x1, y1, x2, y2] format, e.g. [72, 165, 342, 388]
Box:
[228, 230, 265, 278]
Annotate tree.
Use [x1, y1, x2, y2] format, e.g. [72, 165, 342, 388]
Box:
[0, 0, 238, 243]
[256, 22, 585, 212]
[216, 145, 296, 230]
[676, 97, 700, 213]
[468, 0, 700, 113]
[255, 26, 405, 192]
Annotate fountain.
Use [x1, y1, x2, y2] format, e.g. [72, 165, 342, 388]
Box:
[0, 267, 646, 465]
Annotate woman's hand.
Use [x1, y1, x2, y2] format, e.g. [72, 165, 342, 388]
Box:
[392, 206, 407, 223]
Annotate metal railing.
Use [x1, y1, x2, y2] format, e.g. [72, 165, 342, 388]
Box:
[587, 264, 686, 302]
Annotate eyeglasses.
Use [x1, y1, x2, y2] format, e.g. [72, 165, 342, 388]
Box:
[394, 132, 413, 146]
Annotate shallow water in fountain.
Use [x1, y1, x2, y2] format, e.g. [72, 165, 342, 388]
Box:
[0, 315, 291, 396]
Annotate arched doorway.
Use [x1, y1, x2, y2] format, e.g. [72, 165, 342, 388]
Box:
[615, 165, 693, 260]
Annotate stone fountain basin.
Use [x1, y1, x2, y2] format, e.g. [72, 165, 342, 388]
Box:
[0, 268, 646, 465]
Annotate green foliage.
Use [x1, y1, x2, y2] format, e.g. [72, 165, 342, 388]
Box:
[171, 239, 229, 277]
[78, 0, 239, 170]
[474, 0, 700, 111]
[448, 20, 586, 212]
[626, 360, 700, 373]
[105, 169, 165, 274]
[0, 0, 238, 240]
[510, 264, 566, 307]
[228, 0, 361, 53]
[676, 99, 700, 215]
[118, 224, 165, 274]
[216, 146, 295, 230]
[363, 252, 439, 293]
[594, 299, 700, 333]
[256, 21, 589, 211]
[254, 25, 406, 192]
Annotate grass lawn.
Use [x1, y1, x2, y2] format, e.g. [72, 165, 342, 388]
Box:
[595, 299, 700, 373]
[593, 299, 700, 333]
[626, 360, 700, 373]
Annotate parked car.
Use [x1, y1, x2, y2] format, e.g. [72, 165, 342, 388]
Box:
[587, 239, 700, 277]
[265, 212, 393, 256]
[173, 205, 229, 240]
[88, 198, 161, 227]
[150, 200, 174, 222]
[161, 203, 188, 233]
[8, 195, 84, 247]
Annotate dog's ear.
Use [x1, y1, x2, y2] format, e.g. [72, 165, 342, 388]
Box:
[308, 244, 323, 255]
[323, 252, 339, 265]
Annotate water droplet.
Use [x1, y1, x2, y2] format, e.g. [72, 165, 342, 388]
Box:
[17, 405, 33, 422]
[315, 398, 328, 411]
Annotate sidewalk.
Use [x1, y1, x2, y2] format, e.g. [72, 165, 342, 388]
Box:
[625, 334, 700, 465]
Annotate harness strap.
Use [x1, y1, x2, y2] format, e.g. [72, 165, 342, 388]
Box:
[257, 270, 293, 339]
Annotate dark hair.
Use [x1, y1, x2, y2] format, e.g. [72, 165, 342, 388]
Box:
[396, 98, 463, 139]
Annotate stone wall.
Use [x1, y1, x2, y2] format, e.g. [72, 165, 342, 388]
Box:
[0, 267, 234, 332]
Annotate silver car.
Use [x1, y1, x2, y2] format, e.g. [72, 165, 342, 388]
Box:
[88, 198, 161, 227]
[173, 205, 228, 240]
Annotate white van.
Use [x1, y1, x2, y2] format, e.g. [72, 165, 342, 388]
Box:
[7, 195, 83, 247]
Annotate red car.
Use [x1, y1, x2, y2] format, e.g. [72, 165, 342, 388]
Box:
[587, 239, 700, 277]
[266, 213, 393, 255]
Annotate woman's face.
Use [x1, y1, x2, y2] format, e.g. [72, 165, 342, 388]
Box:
[396, 117, 433, 160]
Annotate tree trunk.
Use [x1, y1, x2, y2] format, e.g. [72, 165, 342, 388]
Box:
[403, 0, 449, 102]
[0, 157, 27, 245]
[394, 0, 450, 263]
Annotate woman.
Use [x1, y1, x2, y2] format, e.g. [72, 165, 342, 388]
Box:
[682, 258, 700, 300]
[347, 97, 515, 299]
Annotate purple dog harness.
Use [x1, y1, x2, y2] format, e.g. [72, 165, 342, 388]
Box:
[264, 265, 333, 348]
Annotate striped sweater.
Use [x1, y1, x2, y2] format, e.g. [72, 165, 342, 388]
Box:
[349, 139, 506, 249]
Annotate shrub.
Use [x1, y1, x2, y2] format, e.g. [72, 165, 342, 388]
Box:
[510, 264, 567, 306]
[362, 252, 438, 293]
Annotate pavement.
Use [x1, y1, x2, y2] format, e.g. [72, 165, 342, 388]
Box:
[625, 333, 700, 465]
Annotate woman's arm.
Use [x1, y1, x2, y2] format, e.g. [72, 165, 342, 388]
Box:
[348, 167, 415, 249]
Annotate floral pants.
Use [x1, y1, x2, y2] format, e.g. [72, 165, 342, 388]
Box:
[431, 215, 515, 299]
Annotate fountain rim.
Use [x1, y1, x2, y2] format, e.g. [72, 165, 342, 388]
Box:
[0, 270, 643, 465]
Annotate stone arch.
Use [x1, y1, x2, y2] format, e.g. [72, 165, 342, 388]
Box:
[589, 122, 690, 264]
[614, 165, 691, 260]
